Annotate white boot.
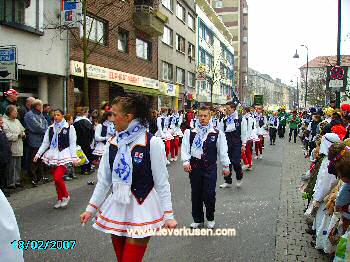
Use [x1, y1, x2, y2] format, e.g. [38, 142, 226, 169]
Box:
[54, 200, 62, 209]
[242, 165, 249, 171]
[236, 180, 242, 188]
[219, 183, 232, 188]
[259, 155, 263, 160]
[60, 196, 70, 208]
[207, 221, 215, 229]
[190, 222, 204, 229]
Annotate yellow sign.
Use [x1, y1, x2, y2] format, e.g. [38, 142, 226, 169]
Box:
[70, 60, 159, 89]
[160, 82, 178, 97]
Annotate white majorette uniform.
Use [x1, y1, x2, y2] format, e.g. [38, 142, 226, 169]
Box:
[256, 113, 268, 137]
[85, 124, 174, 238]
[0, 190, 24, 262]
[190, 118, 198, 129]
[211, 116, 219, 128]
[93, 121, 115, 156]
[241, 113, 257, 144]
[36, 121, 79, 166]
[155, 114, 173, 141]
[169, 113, 183, 137]
[251, 114, 260, 142]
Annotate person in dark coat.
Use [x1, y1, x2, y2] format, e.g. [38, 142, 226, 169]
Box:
[148, 110, 158, 135]
[73, 107, 94, 175]
[0, 115, 12, 197]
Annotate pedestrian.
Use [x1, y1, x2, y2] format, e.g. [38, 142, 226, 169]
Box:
[43, 104, 53, 125]
[24, 99, 48, 187]
[278, 107, 288, 138]
[268, 112, 279, 145]
[254, 106, 267, 159]
[155, 108, 173, 165]
[241, 107, 255, 171]
[148, 110, 158, 135]
[34, 109, 80, 209]
[19, 97, 35, 126]
[63, 114, 78, 181]
[288, 110, 302, 143]
[3, 105, 25, 189]
[169, 109, 182, 162]
[80, 95, 177, 262]
[181, 105, 231, 229]
[219, 102, 243, 189]
[74, 107, 94, 175]
[92, 111, 115, 158]
[0, 115, 11, 197]
[0, 89, 19, 115]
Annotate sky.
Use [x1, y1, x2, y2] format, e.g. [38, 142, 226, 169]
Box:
[247, 0, 350, 85]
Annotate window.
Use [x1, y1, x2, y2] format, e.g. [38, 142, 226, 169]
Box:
[199, 48, 206, 64]
[162, 0, 173, 11]
[136, 38, 151, 61]
[0, 0, 43, 31]
[188, 72, 195, 87]
[188, 43, 195, 60]
[176, 34, 185, 53]
[215, 0, 223, 8]
[187, 13, 195, 30]
[117, 29, 129, 52]
[162, 26, 173, 46]
[199, 21, 213, 46]
[205, 54, 213, 70]
[176, 67, 185, 85]
[80, 15, 107, 45]
[176, 2, 185, 22]
[162, 61, 173, 82]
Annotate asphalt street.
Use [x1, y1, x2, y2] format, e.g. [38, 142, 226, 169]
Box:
[10, 138, 284, 262]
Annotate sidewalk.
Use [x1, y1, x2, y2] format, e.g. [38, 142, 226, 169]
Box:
[275, 139, 329, 261]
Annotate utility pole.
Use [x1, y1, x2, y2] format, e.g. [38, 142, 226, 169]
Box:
[336, 0, 342, 108]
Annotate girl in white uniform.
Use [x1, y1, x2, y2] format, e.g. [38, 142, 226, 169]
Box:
[80, 95, 177, 262]
[93, 111, 115, 157]
[155, 108, 173, 164]
[34, 109, 79, 209]
[169, 109, 183, 161]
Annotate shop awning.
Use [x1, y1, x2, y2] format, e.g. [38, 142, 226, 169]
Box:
[116, 83, 163, 97]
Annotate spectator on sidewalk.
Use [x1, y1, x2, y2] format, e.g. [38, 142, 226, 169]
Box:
[24, 99, 48, 187]
[19, 97, 35, 126]
[74, 107, 94, 175]
[43, 104, 53, 125]
[0, 115, 11, 197]
[2, 105, 25, 189]
[0, 89, 19, 115]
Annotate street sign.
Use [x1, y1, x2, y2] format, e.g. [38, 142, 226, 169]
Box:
[61, 0, 82, 28]
[0, 46, 17, 81]
[254, 95, 263, 106]
[327, 65, 348, 92]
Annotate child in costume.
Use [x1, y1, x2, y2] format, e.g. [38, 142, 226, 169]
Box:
[34, 109, 79, 208]
[93, 111, 115, 158]
[80, 95, 177, 262]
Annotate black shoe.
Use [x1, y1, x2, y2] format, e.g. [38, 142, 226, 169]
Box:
[87, 180, 95, 185]
[31, 181, 38, 187]
[270, 143, 272, 145]
[42, 177, 50, 184]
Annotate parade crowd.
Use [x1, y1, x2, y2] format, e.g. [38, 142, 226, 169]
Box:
[1, 87, 350, 261]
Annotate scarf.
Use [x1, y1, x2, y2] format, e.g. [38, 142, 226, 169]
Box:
[104, 120, 115, 136]
[50, 120, 66, 149]
[191, 121, 212, 159]
[170, 113, 179, 128]
[225, 112, 237, 132]
[74, 116, 92, 124]
[112, 119, 146, 204]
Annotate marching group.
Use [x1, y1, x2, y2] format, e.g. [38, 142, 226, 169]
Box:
[296, 103, 350, 261]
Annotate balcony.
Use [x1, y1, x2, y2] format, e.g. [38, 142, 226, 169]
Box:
[133, 4, 168, 37]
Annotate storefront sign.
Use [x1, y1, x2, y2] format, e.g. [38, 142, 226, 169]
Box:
[160, 82, 177, 97]
[61, 0, 82, 28]
[0, 46, 17, 81]
[70, 60, 159, 89]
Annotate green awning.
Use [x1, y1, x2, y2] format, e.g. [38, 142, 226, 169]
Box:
[116, 83, 162, 97]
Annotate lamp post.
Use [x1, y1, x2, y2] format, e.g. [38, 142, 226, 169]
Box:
[293, 46, 308, 108]
[290, 78, 299, 109]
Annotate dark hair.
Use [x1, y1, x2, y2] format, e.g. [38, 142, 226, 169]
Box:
[226, 101, 237, 109]
[112, 95, 152, 126]
[43, 103, 50, 108]
[53, 109, 64, 115]
[100, 111, 113, 123]
[328, 142, 350, 178]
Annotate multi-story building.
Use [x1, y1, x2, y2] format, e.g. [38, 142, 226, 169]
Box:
[158, 0, 197, 109]
[0, 0, 66, 108]
[248, 68, 291, 109]
[68, 0, 168, 112]
[212, 0, 248, 102]
[195, 0, 235, 106]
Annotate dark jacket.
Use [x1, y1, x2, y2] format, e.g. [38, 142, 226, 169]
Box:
[322, 118, 343, 135]
[0, 98, 16, 115]
[0, 129, 11, 166]
[24, 109, 48, 148]
[73, 118, 94, 151]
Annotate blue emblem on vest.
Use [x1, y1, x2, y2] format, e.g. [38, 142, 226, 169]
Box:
[210, 135, 216, 142]
[114, 153, 131, 181]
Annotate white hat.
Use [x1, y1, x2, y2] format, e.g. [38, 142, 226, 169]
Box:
[320, 133, 341, 156]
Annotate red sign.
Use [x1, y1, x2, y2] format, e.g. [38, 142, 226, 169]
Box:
[330, 65, 345, 80]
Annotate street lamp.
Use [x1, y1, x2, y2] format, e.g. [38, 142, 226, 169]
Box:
[293, 45, 308, 108]
[290, 78, 299, 109]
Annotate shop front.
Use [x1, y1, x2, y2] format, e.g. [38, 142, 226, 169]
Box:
[70, 60, 161, 111]
[158, 82, 179, 110]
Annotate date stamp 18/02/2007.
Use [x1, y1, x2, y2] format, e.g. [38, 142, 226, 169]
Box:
[11, 240, 77, 251]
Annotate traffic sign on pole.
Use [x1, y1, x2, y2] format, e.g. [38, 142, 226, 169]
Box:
[327, 65, 348, 92]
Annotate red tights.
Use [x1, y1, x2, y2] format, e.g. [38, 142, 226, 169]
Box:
[51, 165, 69, 200]
[111, 236, 148, 262]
